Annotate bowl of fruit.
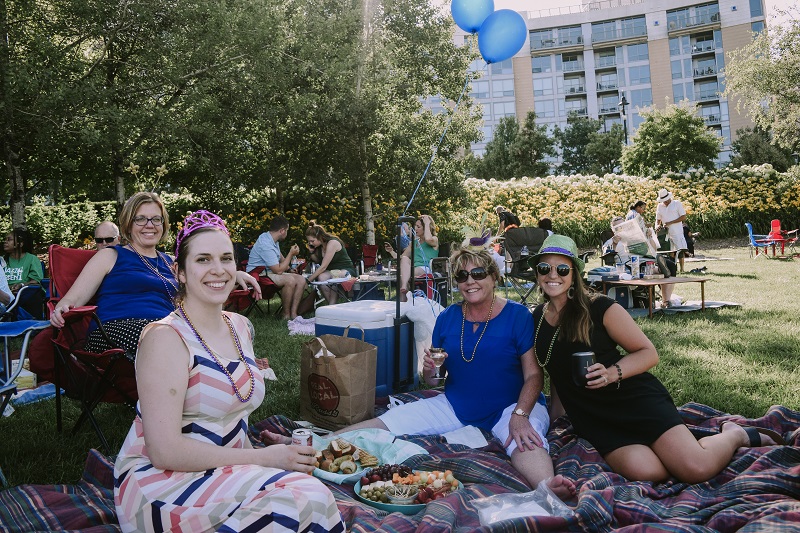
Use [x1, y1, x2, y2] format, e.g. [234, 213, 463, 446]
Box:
[354, 464, 463, 515]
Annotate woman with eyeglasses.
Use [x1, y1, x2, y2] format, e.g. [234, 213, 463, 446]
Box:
[49, 192, 258, 356]
[271, 244, 577, 500]
[532, 234, 783, 484]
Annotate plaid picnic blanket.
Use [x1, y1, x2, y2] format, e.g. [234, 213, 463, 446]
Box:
[2, 397, 798, 532]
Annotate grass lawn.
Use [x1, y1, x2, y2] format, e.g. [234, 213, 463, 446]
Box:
[2, 238, 798, 487]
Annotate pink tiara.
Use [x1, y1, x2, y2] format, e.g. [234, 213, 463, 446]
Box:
[175, 210, 229, 256]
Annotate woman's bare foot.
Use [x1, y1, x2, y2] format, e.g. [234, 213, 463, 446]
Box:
[547, 474, 577, 501]
[259, 429, 291, 445]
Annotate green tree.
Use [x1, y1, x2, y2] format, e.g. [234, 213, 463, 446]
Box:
[555, 114, 603, 175]
[585, 123, 625, 175]
[511, 111, 556, 177]
[724, 9, 800, 153]
[621, 101, 721, 176]
[471, 115, 518, 180]
[729, 127, 796, 171]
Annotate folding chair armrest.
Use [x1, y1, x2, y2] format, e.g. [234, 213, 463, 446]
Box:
[60, 306, 99, 323]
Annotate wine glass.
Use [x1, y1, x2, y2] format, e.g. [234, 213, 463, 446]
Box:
[429, 348, 446, 381]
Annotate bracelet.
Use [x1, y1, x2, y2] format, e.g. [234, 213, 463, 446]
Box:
[613, 363, 623, 389]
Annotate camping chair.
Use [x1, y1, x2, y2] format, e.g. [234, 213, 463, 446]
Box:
[503, 227, 550, 307]
[359, 244, 379, 274]
[48, 244, 138, 452]
[745, 223, 769, 258]
[227, 263, 282, 316]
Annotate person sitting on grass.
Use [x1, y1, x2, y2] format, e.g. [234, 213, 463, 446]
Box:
[532, 234, 784, 485]
[114, 210, 344, 533]
[263, 244, 577, 501]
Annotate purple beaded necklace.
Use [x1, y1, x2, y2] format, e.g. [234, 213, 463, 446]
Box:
[177, 302, 255, 403]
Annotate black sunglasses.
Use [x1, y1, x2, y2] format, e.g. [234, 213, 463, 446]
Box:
[94, 237, 117, 244]
[536, 263, 572, 277]
[454, 267, 489, 283]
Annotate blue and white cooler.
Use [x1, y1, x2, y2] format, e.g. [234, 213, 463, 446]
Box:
[315, 300, 417, 397]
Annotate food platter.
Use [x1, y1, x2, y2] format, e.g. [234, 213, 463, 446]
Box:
[353, 476, 464, 516]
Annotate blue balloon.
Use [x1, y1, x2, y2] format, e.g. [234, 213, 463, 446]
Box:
[478, 9, 528, 64]
[451, 0, 494, 34]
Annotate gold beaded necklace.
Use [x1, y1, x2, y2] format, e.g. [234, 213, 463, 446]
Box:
[128, 245, 178, 297]
[177, 302, 255, 403]
[460, 295, 495, 363]
[534, 301, 560, 368]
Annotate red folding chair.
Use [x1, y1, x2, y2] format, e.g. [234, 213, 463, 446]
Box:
[360, 244, 379, 274]
[225, 264, 281, 316]
[48, 244, 137, 452]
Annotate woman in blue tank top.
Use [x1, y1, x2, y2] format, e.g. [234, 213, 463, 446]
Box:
[50, 192, 258, 356]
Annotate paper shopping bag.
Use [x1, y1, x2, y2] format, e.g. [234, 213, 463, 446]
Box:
[299, 325, 377, 430]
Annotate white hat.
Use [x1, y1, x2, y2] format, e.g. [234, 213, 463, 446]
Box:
[657, 189, 673, 202]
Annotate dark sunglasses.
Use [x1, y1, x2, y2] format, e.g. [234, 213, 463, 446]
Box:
[536, 263, 572, 277]
[454, 267, 489, 283]
[94, 237, 117, 244]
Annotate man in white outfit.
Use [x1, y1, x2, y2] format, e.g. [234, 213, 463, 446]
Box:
[655, 189, 687, 272]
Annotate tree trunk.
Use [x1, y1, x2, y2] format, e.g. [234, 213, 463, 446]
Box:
[112, 151, 126, 208]
[355, 0, 376, 246]
[359, 151, 375, 245]
[1, 0, 26, 229]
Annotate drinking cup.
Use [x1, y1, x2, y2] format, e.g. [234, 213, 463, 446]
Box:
[571, 351, 595, 387]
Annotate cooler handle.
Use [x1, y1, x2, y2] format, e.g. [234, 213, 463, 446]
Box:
[342, 324, 366, 341]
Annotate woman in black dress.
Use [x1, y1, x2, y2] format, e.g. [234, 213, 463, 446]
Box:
[531, 234, 782, 483]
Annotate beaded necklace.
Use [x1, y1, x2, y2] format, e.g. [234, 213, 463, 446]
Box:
[177, 303, 256, 403]
[129, 245, 178, 297]
[460, 295, 495, 363]
[534, 301, 562, 368]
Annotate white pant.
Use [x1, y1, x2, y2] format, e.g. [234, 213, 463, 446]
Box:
[379, 393, 550, 455]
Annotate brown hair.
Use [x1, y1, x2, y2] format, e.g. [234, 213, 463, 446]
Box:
[304, 220, 340, 245]
[417, 215, 437, 236]
[118, 192, 170, 244]
[539, 256, 597, 344]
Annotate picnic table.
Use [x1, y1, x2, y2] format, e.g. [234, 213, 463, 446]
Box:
[602, 276, 711, 317]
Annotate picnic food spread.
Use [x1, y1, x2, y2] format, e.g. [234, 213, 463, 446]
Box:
[358, 465, 462, 505]
[313, 438, 379, 474]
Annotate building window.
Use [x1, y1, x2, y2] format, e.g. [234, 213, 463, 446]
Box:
[534, 100, 555, 118]
[671, 60, 683, 80]
[597, 72, 618, 90]
[599, 94, 619, 113]
[620, 16, 646, 38]
[630, 88, 652, 109]
[559, 25, 583, 46]
[563, 77, 585, 94]
[627, 43, 648, 62]
[493, 79, 515, 97]
[469, 59, 488, 74]
[684, 82, 694, 101]
[470, 81, 489, 99]
[530, 29, 554, 50]
[591, 20, 617, 42]
[533, 78, 553, 96]
[597, 48, 617, 68]
[673, 83, 684, 103]
[493, 101, 516, 118]
[491, 59, 513, 75]
[628, 65, 650, 85]
[481, 126, 494, 143]
[481, 105, 491, 121]
[669, 38, 680, 56]
[558, 52, 583, 72]
[752, 21, 765, 34]
[565, 99, 587, 115]
[532, 55, 552, 73]
[696, 81, 718, 101]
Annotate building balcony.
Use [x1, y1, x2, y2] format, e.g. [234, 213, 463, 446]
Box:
[668, 12, 721, 32]
[598, 106, 620, 115]
[562, 61, 584, 73]
[696, 90, 719, 101]
[567, 107, 589, 116]
[692, 42, 715, 55]
[531, 35, 584, 51]
[597, 81, 619, 92]
[693, 66, 717, 78]
[564, 86, 586, 95]
[595, 57, 617, 69]
[592, 26, 647, 43]
[703, 114, 722, 125]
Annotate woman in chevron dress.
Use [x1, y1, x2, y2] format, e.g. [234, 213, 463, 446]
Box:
[114, 210, 344, 533]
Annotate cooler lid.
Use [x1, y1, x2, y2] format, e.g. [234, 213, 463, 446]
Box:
[314, 299, 410, 324]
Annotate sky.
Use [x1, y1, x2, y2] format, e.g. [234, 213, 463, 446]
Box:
[492, 0, 796, 23]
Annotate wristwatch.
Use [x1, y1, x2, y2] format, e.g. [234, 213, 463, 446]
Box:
[513, 408, 529, 418]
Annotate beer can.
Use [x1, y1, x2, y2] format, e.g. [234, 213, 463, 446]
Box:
[292, 428, 313, 447]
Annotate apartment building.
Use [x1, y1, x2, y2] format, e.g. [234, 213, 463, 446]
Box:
[458, 0, 766, 166]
